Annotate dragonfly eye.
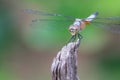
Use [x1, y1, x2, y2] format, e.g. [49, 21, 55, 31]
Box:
[69, 28, 75, 32]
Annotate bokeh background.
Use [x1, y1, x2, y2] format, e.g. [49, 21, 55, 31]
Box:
[0, 0, 120, 80]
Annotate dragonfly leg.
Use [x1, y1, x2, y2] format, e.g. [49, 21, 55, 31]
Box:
[78, 33, 83, 40]
[67, 35, 77, 43]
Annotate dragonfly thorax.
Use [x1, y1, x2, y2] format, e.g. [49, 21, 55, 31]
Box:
[73, 18, 82, 26]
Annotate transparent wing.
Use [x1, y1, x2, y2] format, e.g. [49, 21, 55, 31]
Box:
[22, 9, 75, 19]
[29, 18, 74, 32]
[22, 9, 74, 30]
[23, 9, 75, 29]
[90, 17, 120, 33]
[31, 18, 74, 23]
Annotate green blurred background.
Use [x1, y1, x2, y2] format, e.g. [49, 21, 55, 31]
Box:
[0, 0, 120, 80]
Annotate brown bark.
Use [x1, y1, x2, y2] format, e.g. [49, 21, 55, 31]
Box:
[51, 39, 81, 80]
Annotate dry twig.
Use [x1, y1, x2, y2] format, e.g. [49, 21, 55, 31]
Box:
[51, 39, 81, 80]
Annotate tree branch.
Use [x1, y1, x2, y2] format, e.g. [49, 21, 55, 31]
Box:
[51, 39, 81, 80]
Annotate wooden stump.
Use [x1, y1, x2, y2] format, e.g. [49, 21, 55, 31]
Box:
[51, 39, 81, 80]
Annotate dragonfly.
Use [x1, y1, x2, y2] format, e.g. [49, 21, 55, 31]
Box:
[23, 9, 120, 42]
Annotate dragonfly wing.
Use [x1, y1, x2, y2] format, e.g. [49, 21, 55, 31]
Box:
[29, 18, 74, 32]
[91, 18, 120, 33]
[31, 18, 74, 23]
[22, 9, 75, 19]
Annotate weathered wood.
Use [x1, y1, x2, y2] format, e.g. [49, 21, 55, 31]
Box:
[51, 39, 81, 80]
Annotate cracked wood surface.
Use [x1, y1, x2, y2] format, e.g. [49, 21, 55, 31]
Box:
[51, 39, 81, 80]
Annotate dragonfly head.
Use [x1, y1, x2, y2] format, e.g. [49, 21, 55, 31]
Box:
[69, 18, 82, 35]
[69, 25, 78, 35]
